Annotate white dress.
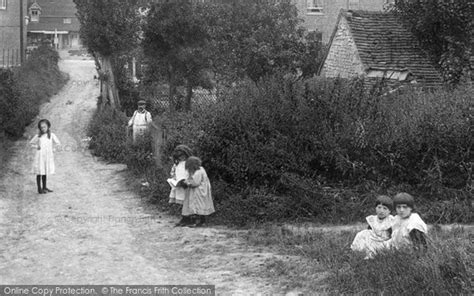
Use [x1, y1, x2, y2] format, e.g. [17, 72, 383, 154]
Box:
[351, 215, 395, 258]
[30, 133, 60, 175]
[384, 213, 428, 250]
[182, 167, 215, 216]
[128, 110, 152, 142]
[168, 161, 188, 204]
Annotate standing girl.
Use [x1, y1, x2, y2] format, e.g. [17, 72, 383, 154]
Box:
[29, 119, 61, 194]
[168, 145, 193, 226]
[183, 157, 215, 227]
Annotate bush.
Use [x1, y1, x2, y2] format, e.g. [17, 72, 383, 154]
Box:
[0, 45, 67, 138]
[87, 107, 129, 162]
[125, 133, 155, 174]
[157, 75, 473, 224]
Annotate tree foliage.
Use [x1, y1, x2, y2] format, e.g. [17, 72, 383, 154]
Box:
[203, 0, 324, 83]
[141, 0, 325, 111]
[74, 0, 140, 57]
[142, 1, 211, 111]
[74, 0, 141, 109]
[393, 0, 473, 85]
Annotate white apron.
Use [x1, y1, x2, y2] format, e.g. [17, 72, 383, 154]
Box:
[351, 215, 395, 258]
[384, 213, 428, 250]
[128, 110, 152, 143]
[168, 161, 188, 204]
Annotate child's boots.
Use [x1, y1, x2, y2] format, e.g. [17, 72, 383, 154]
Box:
[36, 175, 45, 194]
[190, 215, 206, 228]
[175, 216, 193, 227]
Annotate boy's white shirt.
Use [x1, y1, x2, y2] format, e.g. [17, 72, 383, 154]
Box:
[128, 110, 152, 127]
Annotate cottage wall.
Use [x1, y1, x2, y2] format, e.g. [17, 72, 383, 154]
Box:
[0, 0, 27, 66]
[321, 17, 364, 78]
[293, 0, 388, 43]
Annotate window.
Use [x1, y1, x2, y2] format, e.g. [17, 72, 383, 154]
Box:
[31, 10, 39, 22]
[63, 18, 72, 24]
[0, 0, 7, 10]
[307, 0, 323, 14]
[348, 0, 359, 10]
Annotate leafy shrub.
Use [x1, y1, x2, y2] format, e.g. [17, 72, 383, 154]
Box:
[87, 107, 128, 162]
[125, 133, 154, 174]
[0, 45, 67, 138]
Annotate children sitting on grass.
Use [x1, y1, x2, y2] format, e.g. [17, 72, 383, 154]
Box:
[351, 193, 429, 258]
[351, 195, 395, 258]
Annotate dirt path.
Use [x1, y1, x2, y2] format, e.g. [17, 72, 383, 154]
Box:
[0, 54, 292, 295]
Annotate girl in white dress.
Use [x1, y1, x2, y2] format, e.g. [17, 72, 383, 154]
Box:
[168, 145, 193, 226]
[29, 119, 61, 194]
[384, 193, 428, 252]
[351, 195, 395, 258]
[183, 157, 215, 227]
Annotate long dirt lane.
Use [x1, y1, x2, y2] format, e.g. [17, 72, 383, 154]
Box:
[0, 54, 289, 295]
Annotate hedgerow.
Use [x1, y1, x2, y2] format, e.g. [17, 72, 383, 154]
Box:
[157, 75, 473, 224]
[0, 45, 68, 138]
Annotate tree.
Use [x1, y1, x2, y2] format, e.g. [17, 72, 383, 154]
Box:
[74, 0, 140, 109]
[393, 0, 473, 85]
[202, 1, 324, 85]
[142, 1, 211, 112]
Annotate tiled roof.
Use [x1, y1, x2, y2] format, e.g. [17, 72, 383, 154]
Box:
[28, 0, 77, 17]
[27, 0, 80, 32]
[28, 18, 80, 32]
[342, 10, 443, 87]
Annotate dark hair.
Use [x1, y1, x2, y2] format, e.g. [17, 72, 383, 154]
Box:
[172, 145, 193, 164]
[185, 156, 202, 175]
[393, 192, 415, 209]
[375, 195, 393, 210]
[38, 119, 51, 139]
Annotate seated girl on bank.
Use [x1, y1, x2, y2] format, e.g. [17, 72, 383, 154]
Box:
[384, 193, 428, 252]
[351, 195, 395, 258]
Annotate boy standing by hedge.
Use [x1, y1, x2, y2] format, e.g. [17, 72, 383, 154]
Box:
[128, 100, 152, 143]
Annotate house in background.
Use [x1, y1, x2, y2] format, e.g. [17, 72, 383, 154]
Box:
[0, 0, 28, 67]
[294, 0, 395, 43]
[319, 10, 443, 88]
[27, 0, 82, 50]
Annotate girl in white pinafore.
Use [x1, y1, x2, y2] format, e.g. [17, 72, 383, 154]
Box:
[351, 195, 395, 258]
[384, 193, 428, 252]
[168, 145, 193, 226]
[29, 119, 61, 194]
[183, 157, 215, 227]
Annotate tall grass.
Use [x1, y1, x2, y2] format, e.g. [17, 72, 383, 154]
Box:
[244, 225, 473, 294]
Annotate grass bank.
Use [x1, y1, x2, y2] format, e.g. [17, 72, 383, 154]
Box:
[241, 224, 473, 294]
